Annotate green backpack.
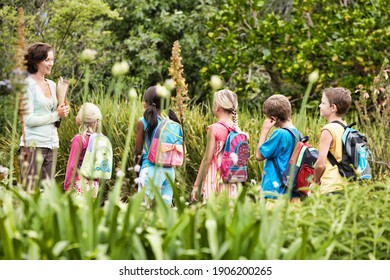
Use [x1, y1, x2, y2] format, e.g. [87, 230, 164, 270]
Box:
[80, 133, 113, 180]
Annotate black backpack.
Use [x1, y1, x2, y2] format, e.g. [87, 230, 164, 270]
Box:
[327, 121, 371, 180]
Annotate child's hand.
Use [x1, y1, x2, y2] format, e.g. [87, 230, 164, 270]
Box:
[261, 117, 275, 131]
[191, 187, 198, 202]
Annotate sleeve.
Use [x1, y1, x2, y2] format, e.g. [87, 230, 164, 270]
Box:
[259, 129, 284, 160]
[24, 81, 60, 128]
[64, 135, 83, 191]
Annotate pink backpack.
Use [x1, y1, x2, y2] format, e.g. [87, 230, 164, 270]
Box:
[147, 118, 184, 167]
[219, 122, 249, 183]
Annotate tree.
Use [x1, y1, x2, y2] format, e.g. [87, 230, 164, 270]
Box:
[204, 0, 390, 110]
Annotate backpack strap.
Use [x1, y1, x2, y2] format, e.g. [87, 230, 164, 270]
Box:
[271, 158, 284, 187]
[217, 121, 234, 132]
[327, 150, 340, 167]
[145, 116, 165, 152]
[282, 127, 302, 142]
[331, 120, 356, 129]
[326, 120, 349, 167]
[331, 120, 347, 129]
[270, 127, 301, 187]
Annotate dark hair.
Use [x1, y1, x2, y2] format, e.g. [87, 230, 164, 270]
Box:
[24, 43, 53, 74]
[143, 86, 180, 140]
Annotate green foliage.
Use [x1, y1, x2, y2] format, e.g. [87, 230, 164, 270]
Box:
[354, 57, 390, 179]
[1, 0, 389, 109]
[42, 0, 120, 101]
[0, 95, 15, 139]
[1, 179, 389, 259]
[107, 0, 220, 97]
[0, 1, 119, 101]
[0, 6, 17, 81]
[204, 0, 390, 109]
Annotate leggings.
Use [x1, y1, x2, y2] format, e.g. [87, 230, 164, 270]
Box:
[19, 146, 58, 191]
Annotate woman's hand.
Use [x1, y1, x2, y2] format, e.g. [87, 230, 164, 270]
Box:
[57, 104, 70, 118]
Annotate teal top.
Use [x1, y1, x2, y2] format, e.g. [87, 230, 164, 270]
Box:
[20, 76, 60, 149]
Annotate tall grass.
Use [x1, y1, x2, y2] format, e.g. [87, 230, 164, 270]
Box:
[1, 176, 389, 260]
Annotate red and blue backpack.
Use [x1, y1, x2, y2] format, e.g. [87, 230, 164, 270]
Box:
[272, 128, 318, 197]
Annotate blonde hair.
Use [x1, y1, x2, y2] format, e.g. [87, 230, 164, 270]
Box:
[214, 89, 239, 127]
[77, 102, 102, 136]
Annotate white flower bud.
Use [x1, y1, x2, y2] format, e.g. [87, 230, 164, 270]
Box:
[156, 84, 170, 98]
[308, 70, 319, 84]
[80, 49, 97, 63]
[135, 227, 142, 234]
[128, 88, 137, 99]
[164, 79, 175, 90]
[116, 170, 125, 178]
[210, 75, 223, 90]
[112, 61, 129, 76]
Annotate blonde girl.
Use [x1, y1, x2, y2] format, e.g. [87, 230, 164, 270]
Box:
[64, 102, 102, 196]
[191, 89, 240, 202]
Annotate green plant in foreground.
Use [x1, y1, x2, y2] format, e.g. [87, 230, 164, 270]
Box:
[1, 179, 389, 260]
[7, 7, 28, 189]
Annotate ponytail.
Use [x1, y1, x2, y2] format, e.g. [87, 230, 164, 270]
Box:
[144, 105, 159, 140]
[168, 109, 180, 124]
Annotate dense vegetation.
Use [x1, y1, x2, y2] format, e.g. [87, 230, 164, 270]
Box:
[0, 0, 389, 260]
[1, 178, 389, 260]
[1, 0, 389, 104]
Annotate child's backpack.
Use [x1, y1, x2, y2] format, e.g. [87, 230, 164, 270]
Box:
[80, 133, 113, 180]
[147, 118, 184, 167]
[219, 122, 249, 183]
[327, 121, 371, 180]
[272, 128, 318, 197]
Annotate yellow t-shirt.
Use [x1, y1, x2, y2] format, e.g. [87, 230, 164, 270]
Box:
[319, 122, 346, 194]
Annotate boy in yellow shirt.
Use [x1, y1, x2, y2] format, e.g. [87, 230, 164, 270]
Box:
[314, 87, 352, 194]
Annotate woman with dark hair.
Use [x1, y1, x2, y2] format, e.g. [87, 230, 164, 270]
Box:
[133, 85, 180, 206]
[20, 42, 69, 191]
